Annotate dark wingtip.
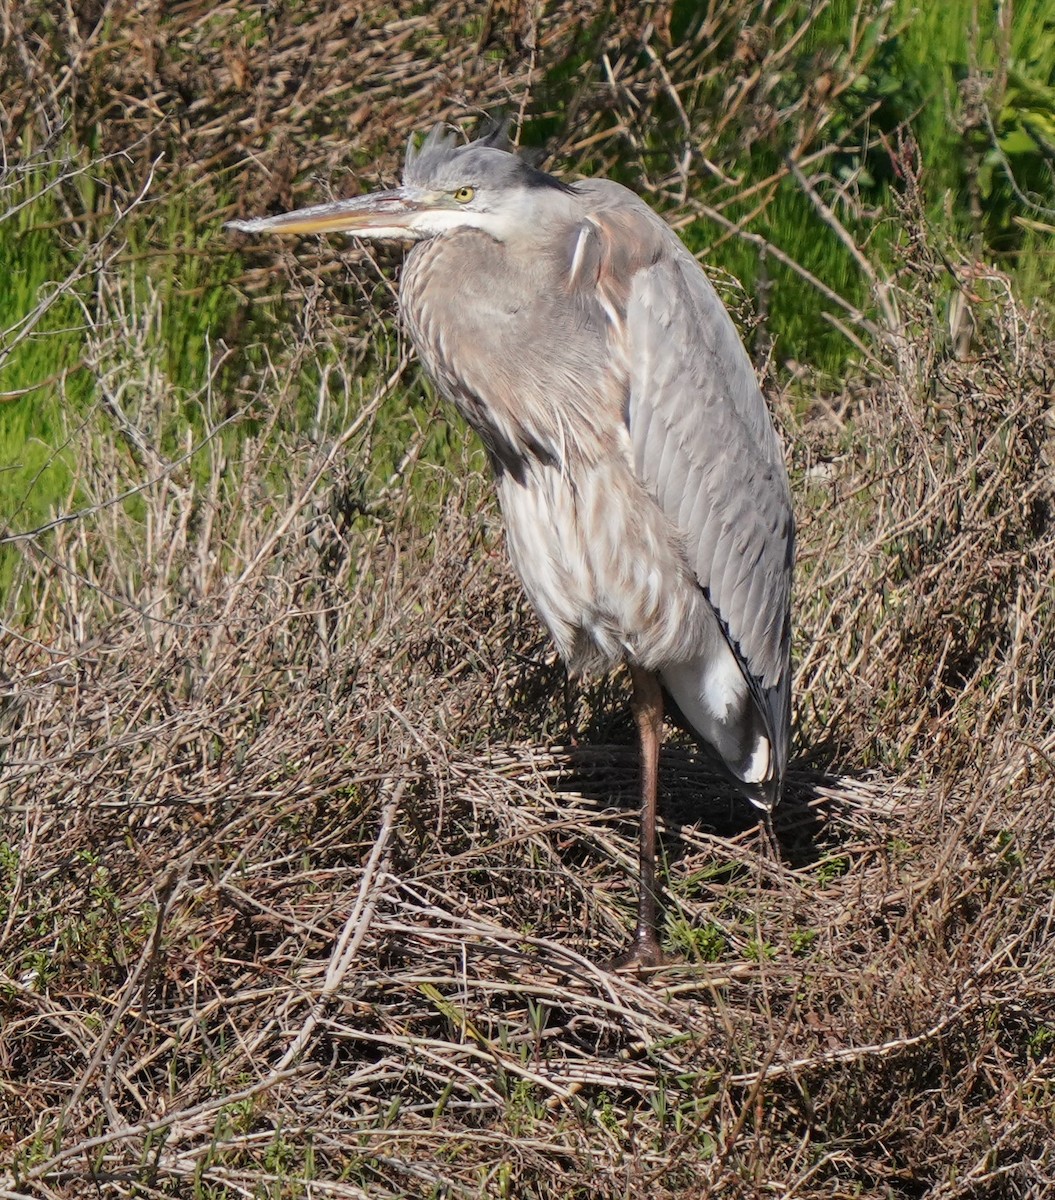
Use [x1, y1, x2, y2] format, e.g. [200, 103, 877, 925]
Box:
[741, 772, 781, 815]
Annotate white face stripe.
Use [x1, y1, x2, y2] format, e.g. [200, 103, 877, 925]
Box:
[404, 206, 510, 240]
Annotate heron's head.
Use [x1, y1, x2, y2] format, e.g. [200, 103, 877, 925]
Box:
[227, 125, 573, 245]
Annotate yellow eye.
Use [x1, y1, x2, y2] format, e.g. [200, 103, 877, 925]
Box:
[453, 186, 475, 203]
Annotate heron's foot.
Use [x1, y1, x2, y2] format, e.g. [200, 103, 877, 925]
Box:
[609, 930, 669, 973]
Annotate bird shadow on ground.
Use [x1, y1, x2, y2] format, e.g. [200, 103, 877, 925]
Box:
[496, 662, 881, 950]
[534, 736, 857, 872]
[514, 739, 881, 970]
[504, 661, 867, 871]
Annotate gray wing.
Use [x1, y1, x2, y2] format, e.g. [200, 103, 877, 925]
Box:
[573, 183, 794, 774]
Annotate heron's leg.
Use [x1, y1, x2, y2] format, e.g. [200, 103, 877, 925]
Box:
[613, 665, 667, 969]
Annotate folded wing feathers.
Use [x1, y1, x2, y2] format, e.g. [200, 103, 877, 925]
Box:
[587, 202, 793, 705]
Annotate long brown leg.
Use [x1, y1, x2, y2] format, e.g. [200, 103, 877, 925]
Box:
[612, 665, 667, 969]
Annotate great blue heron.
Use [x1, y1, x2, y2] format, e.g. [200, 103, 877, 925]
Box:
[229, 125, 794, 969]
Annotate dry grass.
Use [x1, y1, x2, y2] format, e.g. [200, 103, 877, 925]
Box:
[3, 1, 1055, 1197]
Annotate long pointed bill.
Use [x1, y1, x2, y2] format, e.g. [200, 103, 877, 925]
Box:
[226, 187, 442, 241]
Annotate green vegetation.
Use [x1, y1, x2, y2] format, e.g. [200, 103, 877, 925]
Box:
[0, 150, 88, 535]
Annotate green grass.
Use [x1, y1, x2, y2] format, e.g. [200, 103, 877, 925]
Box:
[674, 0, 1055, 376]
[0, 159, 88, 538]
[0, 152, 251, 595]
[0, 174, 414, 607]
